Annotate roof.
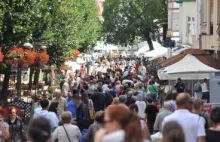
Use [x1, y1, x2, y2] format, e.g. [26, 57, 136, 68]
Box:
[158, 48, 220, 70]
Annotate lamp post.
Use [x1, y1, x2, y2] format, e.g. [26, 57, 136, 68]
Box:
[23, 42, 33, 49]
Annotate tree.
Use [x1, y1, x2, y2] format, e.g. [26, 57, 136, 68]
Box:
[0, 0, 47, 104]
[0, 0, 100, 104]
[43, 0, 100, 65]
[102, 0, 165, 50]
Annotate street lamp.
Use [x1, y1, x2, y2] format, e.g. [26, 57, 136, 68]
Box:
[23, 42, 33, 49]
[40, 45, 47, 49]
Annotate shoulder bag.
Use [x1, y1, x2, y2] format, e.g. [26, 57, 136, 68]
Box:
[63, 125, 71, 142]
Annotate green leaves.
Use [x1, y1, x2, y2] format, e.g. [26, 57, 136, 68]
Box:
[103, 0, 166, 46]
[0, 0, 100, 66]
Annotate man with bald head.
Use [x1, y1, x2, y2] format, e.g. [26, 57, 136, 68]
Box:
[163, 93, 206, 142]
[52, 89, 67, 115]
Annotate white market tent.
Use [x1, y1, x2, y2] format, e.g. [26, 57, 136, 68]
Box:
[135, 41, 190, 60]
[158, 54, 220, 80]
[93, 43, 118, 51]
[136, 41, 162, 55]
[64, 61, 81, 72]
[144, 46, 168, 59]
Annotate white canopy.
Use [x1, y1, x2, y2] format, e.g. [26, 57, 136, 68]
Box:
[136, 41, 162, 55]
[76, 58, 86, 64]
[64, 61, 81, 72]
[144, 46, 168, 59]
[158, 54, 220, 80]
[93, 43, 118, 51]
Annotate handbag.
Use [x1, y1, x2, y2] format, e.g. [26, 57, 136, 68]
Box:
[63, 125, 71, 142]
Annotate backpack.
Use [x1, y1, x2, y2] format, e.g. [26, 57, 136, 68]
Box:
[194, 83, 202, 92]
[198, 113, 208, 129]
[176, 82, 185, 92]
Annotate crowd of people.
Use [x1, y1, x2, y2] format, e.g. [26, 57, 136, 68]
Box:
[0, 56, 218, 142]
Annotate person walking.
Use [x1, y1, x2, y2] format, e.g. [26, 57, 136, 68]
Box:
[145, 98, 158, 134]
[28, 117, 51, 142]
[7, 108, 27, 142]
[34, 99, 59, 130]
[161, 121, 185, 142]
[94, 105, 143, 142]
[201, 79, 210, 103]
[66, 91, 77, 119]
[192, 98, 209, 129]
[91, 87, 106, 112]
[52, 111, 81, 142]
[125, 91, 136, 106]
[0, 107, 9, 141]
[52, 89, 67, 116]
[85, 111, 104, 142]
[174, 78, 185, 93]
[72, 94, 91, 130]
[206, 107, 220, 142]
[163, 93, 206, 142]
[154, 101, 172, 133]
[135, 94, 146, 120]
[148, 81, 158, 101]
[194, 81, 202, 99]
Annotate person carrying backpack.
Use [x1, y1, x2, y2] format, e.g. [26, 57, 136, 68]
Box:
[192, 98, 209, 129]
[194, 81, 202, 99]
[174, 78, 185, 93]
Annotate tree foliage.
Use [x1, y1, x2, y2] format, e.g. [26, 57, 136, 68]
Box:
[0, 0, 100, 103]
[102, 0, 166, 50]
[43, 0, 100, 65]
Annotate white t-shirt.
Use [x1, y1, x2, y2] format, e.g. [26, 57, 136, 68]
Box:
[163, 109, 206, 142]
[102, 84, 109, 93]
[135, 101, 146, 119]
[62, 82, 69, 97]
[202, 83, 209, 92]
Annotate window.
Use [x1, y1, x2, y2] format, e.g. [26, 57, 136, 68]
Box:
[187, 16, 196, 36]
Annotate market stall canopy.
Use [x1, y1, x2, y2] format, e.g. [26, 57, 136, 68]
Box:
[135, 41, 162, 55]
[76, 58, 86, 64]
[64, 61, 81, 72]
[158, 54, 220, 80]
[93, 43, 118, 51]
[158, 48, 220, 70]
[144, 46, 168, 60]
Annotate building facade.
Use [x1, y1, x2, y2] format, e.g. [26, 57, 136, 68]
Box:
[200, 0, 220, 58]
[175, 0, 220, 58]
[167, 0, 180, 40]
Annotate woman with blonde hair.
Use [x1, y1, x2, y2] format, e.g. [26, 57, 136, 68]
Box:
[112, 97, 120, 105]
[85, 111, 104, 142]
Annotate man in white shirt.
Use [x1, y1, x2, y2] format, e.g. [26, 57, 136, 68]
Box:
[102, 81, 109, 94]
[163, 93, 206, 142]
[135, 94, 146, 119]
